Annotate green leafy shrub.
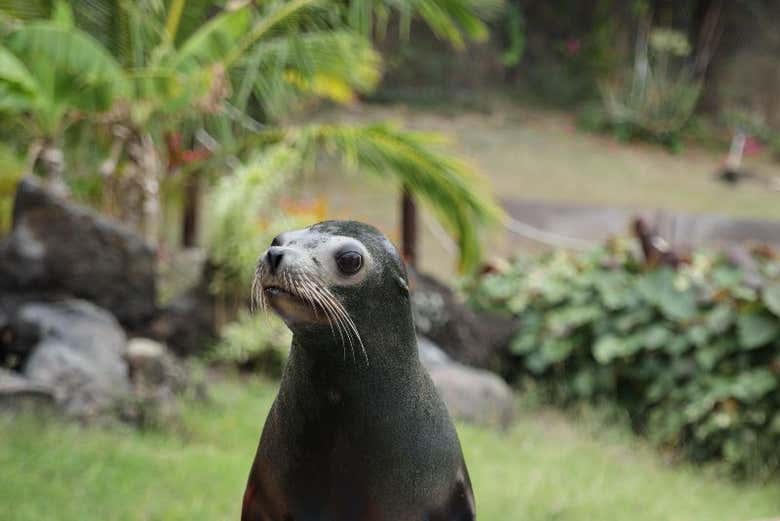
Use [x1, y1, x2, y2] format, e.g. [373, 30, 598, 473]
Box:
[468, 242, 780, 477]
[210, 311, 291, 377]
[0, 143, 25, 233]
[206, 146, 306, 302]
[585, 27, 701, 152]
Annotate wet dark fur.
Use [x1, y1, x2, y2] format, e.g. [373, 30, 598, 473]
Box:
[242, 221, 475, 521]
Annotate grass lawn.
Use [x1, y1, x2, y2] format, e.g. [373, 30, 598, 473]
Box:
[2, 376, 779, 521]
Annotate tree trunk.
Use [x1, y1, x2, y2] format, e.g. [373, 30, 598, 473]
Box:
[182, 174, 200, 248]
[33, 139, 70, 198]
[691, 0, 724, 78]
[128, 132, 162, 247]
[401, 185, 417, 270]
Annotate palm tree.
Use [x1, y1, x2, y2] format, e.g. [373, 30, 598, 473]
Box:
[0, 5, 125, 194]
[0, 0, 503, 273]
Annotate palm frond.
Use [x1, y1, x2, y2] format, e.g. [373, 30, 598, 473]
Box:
[1, 0, 152, 67]
[125, 67, 200, 116]
[360, 0, 500, 48]
[247, 30, 380, 118]
[5, 22, 126, 88]
[224, 0, 322, 68]
[0, 0, 52, 22]
[412, 0, 487, 47]
[207, 144, 305, 295]
[172, 0, 215, 46]
[70, 0, 133, 65]
[0, 44, 36, 96]
[172, 6, 251, 72]
[2, 20, 128, 134]
[291, 122, 504, 271]
[0, 47, 37, 113]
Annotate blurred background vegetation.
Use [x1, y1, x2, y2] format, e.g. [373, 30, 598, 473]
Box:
[3, 0, 780, 519]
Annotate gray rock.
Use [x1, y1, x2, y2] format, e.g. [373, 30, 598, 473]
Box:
[0, 295, 41, 370]
[145, 284, 216, 356]
[417, 335, 452, 367]
[20, 300, 127, 367]
[0, 177, 156, 329]
[123, 338, 202, 427]
[410, 270, 517, 373]
[20, 300, 130, 418]
[418, 336, 515, 429]
[143, 261, 218, 356]
[0, 368, 56, 413]
[125, 338, 187, 392]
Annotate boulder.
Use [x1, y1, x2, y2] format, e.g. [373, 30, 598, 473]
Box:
[122, 338, 191, 427]
[143, 262, 218, 356]
[0, 297, 204, 424]
[410, 270, 518, 372]
[15, 299, 131, 419]
[0, 177, 156, 329]
[0, 368, 56, 413]
[0, 295, 42, 370]
[418, 336, 515, 429]
[125, 338, 187, 392]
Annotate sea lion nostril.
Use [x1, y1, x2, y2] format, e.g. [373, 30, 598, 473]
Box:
[266, 247, 284, 272]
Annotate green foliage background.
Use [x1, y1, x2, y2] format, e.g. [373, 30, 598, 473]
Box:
[0, 0, 503, 272]
[469, 241, 780, 477]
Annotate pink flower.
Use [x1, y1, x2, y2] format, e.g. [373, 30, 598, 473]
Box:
[744, 135, 763, 156]
[565, 37, 581, 56]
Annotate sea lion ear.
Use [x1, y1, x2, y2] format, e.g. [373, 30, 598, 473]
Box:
[397, 275, 409, 295]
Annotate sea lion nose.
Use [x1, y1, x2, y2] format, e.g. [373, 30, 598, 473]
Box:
[266, 247, 285, 273]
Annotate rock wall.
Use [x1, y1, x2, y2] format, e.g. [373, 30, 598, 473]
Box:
[0, 177, 157, 329]
[0, 178, 195, 423]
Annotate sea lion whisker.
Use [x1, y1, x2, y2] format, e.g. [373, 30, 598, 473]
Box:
[308, 281, 347, 360]
[324, 295, 356, 363]
[250, 274, 258, 313]
[301, 272, 358, 364]
[300, 277, 349, 354]
[296, 275, 320, 320]
[310, 277, 366, 365]
[250, 267, 258, 312]
[334, 302, 367, 365]
[250, 264, 266, 313]
[299, 274, 336, 341]
[305, 271, 366, 366]
[284, 272, 292, 294]
[260, 265, 267, 312]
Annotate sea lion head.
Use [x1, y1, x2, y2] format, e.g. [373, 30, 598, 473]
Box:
[252, 220, 412, 364]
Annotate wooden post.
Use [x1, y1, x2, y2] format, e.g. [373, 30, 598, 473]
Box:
[182, 175, 200, 248]
[401, 185, 418, 270]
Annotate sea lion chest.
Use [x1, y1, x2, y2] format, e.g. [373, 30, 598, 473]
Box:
[244, 363, 470, 521]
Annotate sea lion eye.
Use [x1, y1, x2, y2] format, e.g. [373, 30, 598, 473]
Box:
[336, 251, 363, 275]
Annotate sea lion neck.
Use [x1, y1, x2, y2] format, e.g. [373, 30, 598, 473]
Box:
[288, 304, 420, 393]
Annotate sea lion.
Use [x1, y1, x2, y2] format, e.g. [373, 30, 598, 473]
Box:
[241, 220, 475, 521]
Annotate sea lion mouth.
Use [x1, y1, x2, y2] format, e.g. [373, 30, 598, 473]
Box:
[263, 285, 302, 300]
[260, 283, 311, 315]
[251, 266, 368, 365]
